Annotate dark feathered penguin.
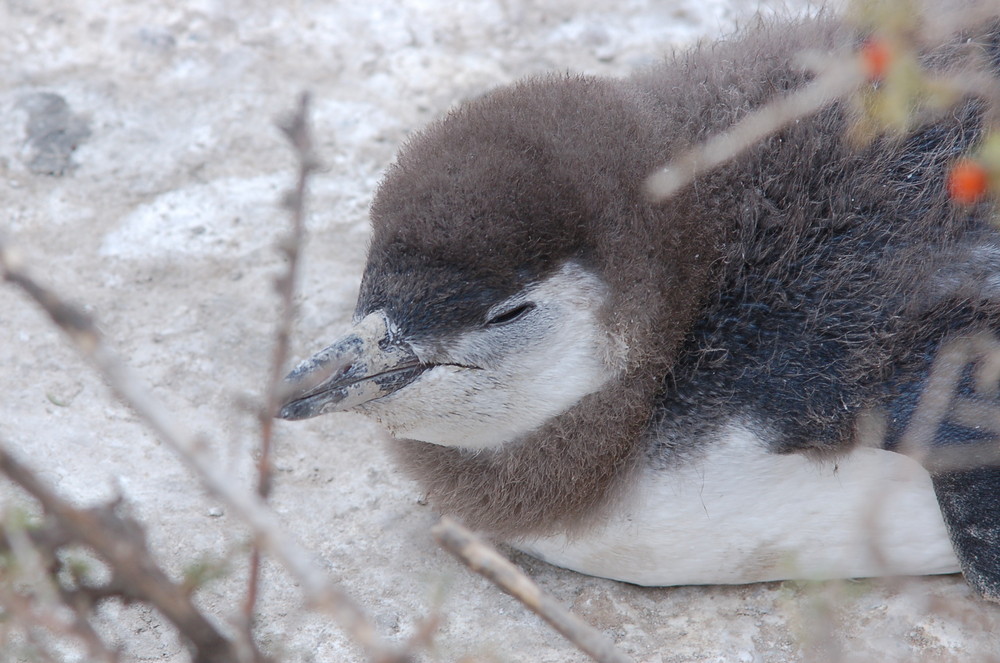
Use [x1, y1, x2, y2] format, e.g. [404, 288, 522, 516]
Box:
[280, 14, 1000, 600]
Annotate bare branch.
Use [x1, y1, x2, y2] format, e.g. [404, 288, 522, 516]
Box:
[0, 586, 84, 663]
[0, 515, 121, 663]
[0, 442, 258, 663]
[259, 91, 319, 497]
[644, 58, 864, 202]
[245, 91, 319, 635]
[897, 333, 1000, 473]
[432, 517, 633, 663]
[0, 241, 404, 662]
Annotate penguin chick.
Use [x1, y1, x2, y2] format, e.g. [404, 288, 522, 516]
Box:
[280, 14, 1000, 600]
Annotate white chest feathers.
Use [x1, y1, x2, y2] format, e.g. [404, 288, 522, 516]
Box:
[515, 427, 959, 585]
[360, 262, 621, 449]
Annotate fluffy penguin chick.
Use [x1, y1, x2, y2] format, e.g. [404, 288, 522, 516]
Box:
[280, 14, 1000, 600]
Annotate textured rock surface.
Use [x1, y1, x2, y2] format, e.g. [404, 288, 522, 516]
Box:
[3, 1, 1000, 661]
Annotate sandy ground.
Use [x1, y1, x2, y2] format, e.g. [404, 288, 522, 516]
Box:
[4, 1, 1000, 661]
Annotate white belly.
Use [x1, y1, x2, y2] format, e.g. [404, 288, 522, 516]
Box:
[514, 427, 960, 585]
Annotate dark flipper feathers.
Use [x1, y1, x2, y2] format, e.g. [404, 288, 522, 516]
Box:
[933, 469, 1000, 601]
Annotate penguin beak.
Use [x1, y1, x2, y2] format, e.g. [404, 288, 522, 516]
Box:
[277, 311, 428, 420]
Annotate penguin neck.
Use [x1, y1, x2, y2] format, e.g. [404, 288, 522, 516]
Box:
[387, 198, 728, 537]
[391, 372, 660, 537]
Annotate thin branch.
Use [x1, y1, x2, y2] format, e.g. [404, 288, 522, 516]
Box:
[245, 91, 319, 633]
[897, 333, 1000, 473]
[644, 58, 864, 202]
[0, 588, 66, 663]
[0, 516, 121, 663]
[0, 442, 257, 663]
[645, 2, 1000, 204]
[0, 240, 405, 662]
[260, 90, 319, 500]
[432, 517, 634, 663]
[895, 336, 970, 464]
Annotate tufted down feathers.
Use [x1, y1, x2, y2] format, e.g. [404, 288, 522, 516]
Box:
[281, 13, 1000, 599]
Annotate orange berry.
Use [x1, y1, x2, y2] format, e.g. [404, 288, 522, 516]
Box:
[860, 37, 892, 81]
[947, 160, 989, 205]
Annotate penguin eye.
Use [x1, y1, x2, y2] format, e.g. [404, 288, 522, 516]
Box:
[485, 302, 536, 326]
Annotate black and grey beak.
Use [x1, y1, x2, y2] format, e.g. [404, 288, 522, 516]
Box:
[277, 312, 428, 420]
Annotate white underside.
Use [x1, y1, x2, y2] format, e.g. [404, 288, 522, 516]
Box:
[515, 428, 960, 586]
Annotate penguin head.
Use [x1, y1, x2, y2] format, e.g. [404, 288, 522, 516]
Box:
[280, 74, 717, 452]
[287, 260, 619, 450]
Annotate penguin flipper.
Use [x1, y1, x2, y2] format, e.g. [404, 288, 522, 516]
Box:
[932, 468, 1000, 601]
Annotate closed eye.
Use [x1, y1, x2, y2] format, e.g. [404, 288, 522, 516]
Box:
[486, 302, 536, 326]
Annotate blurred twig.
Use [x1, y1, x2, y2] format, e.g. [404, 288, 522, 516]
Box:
[899, 333, 1000, 472]
[644, 58, 865, 201]
[244, 92, 319, 635]
[0, 515, 120, 663]
[432, 517, 634, 663]
[0, 442, 261, 663]
[646, 0, 1000, 202]
[0, 241, 406, 663]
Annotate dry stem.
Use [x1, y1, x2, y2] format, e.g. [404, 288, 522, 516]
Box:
[432, 517, 633, 663]
[644, 57, 864, 201]
[0, 442, 258, 663]
[898, 333, 1000, 472]
[0, 240, 404, 663]
[244, 91, 319, 634]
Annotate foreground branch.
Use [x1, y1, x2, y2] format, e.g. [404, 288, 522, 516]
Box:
[432, 517, 633, 663]
[0, 442, 259, 663]
[245, 91, 320, 632]
[0, 516, 120, 663]
[644, 58, 864, 201]
[0, 243, 404, 662]
[898, 333, 1000, 472]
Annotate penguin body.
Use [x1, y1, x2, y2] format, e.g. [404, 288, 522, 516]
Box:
[280, 15, 1000, 599]
[519, 431, 958, 585]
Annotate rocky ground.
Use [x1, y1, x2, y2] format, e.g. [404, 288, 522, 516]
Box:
[3, 1, 1000, 661]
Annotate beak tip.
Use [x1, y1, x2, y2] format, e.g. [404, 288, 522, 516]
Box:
[276, 312, 419, 422]
[276, 399, 310, 421]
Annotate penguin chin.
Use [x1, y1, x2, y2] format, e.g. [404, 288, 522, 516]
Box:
[358, 262, 624, 450]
